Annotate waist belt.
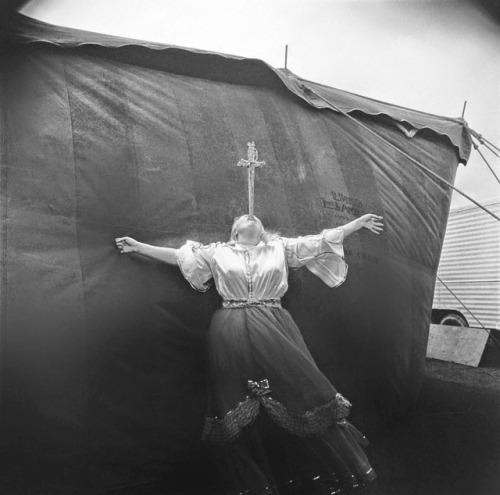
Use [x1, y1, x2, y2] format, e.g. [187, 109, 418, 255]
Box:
[222, 298, 282, 309]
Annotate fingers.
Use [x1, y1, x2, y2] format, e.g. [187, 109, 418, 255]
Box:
[369, 215, 383, 223]
[115, 237, 129, 253]
[367, 214, 384, 234]
[369, 214, 384, 228]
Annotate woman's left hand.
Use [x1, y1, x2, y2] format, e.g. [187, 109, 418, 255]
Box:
[357, 214, 384, 234]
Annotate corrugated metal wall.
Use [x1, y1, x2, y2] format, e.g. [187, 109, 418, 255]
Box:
[433, 200, 500, 329]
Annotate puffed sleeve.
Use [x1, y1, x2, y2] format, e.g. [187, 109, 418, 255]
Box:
[282, 227, 348, 288]
[175, 241, 218, 292]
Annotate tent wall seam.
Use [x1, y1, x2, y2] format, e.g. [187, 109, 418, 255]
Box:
[61, 56, 91, 447]
[0, 64, 8, 408]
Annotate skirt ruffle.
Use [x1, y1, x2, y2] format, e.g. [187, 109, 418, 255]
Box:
[203, 382, 351, 443]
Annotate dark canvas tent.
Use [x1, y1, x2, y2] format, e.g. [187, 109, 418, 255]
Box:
[0, 12, 471, 495]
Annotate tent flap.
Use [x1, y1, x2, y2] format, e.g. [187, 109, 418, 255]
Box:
[5, 14, 472, 163]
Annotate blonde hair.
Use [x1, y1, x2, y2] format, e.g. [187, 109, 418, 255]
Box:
[228, 215, 281, 245]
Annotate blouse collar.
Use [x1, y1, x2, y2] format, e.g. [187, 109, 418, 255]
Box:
[232, 241, 266, 251]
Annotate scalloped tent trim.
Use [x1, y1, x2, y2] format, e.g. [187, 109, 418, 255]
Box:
[5, 13, 472, 163]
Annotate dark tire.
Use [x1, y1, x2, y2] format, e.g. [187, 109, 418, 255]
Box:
[439, 313, 468, 327]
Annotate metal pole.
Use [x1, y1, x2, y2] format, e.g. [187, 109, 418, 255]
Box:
[461, 100, 467, 119]
[284, 44, 288, 70]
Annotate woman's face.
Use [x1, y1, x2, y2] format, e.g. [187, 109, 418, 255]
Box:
[233, 215, 264, 240]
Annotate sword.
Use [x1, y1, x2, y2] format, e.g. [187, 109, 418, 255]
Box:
[237, 142, 265, 220]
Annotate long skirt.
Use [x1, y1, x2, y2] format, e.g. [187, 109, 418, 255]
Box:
[202, 306, 376, 495]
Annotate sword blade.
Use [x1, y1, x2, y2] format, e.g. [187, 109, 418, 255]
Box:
[248, 165, 255, 220]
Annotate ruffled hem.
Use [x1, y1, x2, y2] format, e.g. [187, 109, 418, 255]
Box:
[225, 471, 376, 495]
[175, 240, 215, 292]
[281, 228, 348, 288]
[304, 228, 348, 288]
[202, 380, 352, 443]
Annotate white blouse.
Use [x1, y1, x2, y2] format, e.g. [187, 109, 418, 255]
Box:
[175, 228, 347, 300]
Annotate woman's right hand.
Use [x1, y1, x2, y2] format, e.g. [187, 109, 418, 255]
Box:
[115, 236, 141, 254]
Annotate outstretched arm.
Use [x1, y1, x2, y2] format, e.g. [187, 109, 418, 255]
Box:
[326, 213, 384, 241]
[115, 237, 177, 265]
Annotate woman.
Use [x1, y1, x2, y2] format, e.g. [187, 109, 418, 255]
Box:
[115, 213, 383, 495]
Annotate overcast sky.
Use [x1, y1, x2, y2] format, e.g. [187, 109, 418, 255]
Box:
[21, 0, 500, 209]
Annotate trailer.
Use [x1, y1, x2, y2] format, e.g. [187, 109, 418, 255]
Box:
[432, 199, 500, 329]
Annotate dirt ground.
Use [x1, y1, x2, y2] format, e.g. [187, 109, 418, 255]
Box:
[360, 337, 500, 495]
